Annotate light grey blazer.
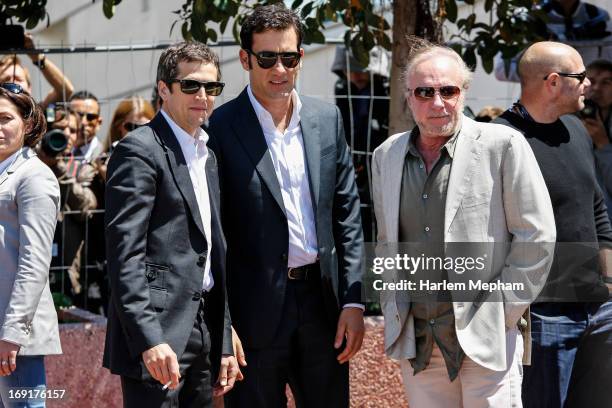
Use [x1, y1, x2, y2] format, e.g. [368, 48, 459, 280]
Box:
[372, 115, 556, 371]
[0, 147, 62, 356]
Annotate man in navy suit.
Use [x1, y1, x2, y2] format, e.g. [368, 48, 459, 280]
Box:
[209, 4, 365, 407]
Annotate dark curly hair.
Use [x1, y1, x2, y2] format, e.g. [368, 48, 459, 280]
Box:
[240, 3, 304, 51]
[0, 87, 46, 147]
[156, 41, 221, 86]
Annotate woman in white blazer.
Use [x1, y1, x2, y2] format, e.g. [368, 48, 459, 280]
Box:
[0, 83, 61, 406]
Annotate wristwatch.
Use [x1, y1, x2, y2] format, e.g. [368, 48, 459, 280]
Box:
[33, 55, 46, 70]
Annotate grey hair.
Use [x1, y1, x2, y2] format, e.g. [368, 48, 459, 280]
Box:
[401, 38, 473, 89]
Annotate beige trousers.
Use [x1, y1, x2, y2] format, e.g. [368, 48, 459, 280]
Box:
[400, 328, 524, 408]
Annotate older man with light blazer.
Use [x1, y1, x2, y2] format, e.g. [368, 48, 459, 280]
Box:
[372, 44, 556, 407]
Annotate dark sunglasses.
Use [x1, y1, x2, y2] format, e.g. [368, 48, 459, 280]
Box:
[0, 82, 24, 94]
[543, 71, 587, 84]
[246, 50, 301, 69]
[171, 79, 225, 96]
[74, 111, 100, 122]
[123, 122, 145, 132]
[409, 86, 462, 101]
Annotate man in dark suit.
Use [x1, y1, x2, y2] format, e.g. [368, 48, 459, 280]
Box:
[208, 4, 365, 407]
[104, 42, 239, 408]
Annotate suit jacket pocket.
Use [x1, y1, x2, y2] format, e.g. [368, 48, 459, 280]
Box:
[149, 287, 168, 311]
[145, 263, 169, 289]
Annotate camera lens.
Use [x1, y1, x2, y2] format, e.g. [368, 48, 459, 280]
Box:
[41, 129, 68, 157]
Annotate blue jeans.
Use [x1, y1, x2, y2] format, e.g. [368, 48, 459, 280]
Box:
[0, 356, 46, 408]
[522, 301, 612, 408]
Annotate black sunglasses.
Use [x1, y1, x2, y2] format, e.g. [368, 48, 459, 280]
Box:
[74, 111, 100, 122]
[0, 82, 24, 94]
[543, 71, 587, 84]
[171, 79, 225, 96]
[123, 122, 145, 132]
[246, 50, 301, 69]
[409, 86, 462, 101]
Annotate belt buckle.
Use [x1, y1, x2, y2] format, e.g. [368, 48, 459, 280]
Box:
[288, 267, 298, 280]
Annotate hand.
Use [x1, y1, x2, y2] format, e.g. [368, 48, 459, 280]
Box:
[0, 340, 20, 376]
[582, 117, 609, 149]
[76, 163, 96, 185]
[334, 307, 365, 364]
[142, 343, 180, 390]
[231, 326, 246, 378]
[23, 33, 43, 63]
[213, 355, 240, 397]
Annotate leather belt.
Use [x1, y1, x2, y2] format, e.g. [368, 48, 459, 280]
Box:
[288, 262, 319, 280]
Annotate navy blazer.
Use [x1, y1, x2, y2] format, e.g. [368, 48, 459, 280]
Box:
[208, 88, 364, 349]
[103, 113, 232, 380]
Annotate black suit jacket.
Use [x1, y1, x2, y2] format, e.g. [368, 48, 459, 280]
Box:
[103, 113, 232, 380]
[208, 88, 364, 349]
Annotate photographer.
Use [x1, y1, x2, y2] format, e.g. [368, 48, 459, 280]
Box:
[0, 32, 74, 108]
[583, 59, 612, 220]
[37, 105, 98, 303]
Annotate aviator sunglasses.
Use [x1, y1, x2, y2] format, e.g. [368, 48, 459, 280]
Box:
[408, 86, 462, 101]
[0, 82, 25, 94]
[171, 79, 225, 96]
[246, 49, 301, 69]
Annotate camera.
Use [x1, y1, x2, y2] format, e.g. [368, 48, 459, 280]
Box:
[40, 129, 68, 158]
[0, 25, 25, 50]
[580, 99, 599, 120]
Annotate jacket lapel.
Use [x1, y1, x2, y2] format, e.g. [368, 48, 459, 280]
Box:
[444, 116, 483, 234]
[298, 99, 320, 215]
[0, 148, 35, 186]
[231, 89, 287, 217]
[149, 113, 207, 239]
[386, 133, 410, 242]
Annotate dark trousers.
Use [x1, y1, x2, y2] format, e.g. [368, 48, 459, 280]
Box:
[121, 299, 213, 408]
[523, 301, 612, 408]
[565, 300, 612, 408]
[226, 278, 349, 408]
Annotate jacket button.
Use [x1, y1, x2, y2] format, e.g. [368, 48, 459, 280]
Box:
[193, 291, 201, 300]
[197, 256, 205, 267]
[281, 253, 288, 262]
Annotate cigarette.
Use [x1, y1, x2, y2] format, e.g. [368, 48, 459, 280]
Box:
[162, 381, 172, 390]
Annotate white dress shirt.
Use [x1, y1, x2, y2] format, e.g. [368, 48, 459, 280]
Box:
[161, 109, 214, 292]
[247, 87, 363, 311]
[247, 85, 318, 268]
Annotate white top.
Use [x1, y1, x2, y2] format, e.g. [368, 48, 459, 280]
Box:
[247, 85, 318, 268]
[160, 109, 213, 292]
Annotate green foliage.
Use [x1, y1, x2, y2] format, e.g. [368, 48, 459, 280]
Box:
[0, 0, 49, 28]
[449, 0, 548, 73]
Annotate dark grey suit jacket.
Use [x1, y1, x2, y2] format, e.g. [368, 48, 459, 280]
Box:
[208, 88, 364, 349]
[103, 113, 232, 380]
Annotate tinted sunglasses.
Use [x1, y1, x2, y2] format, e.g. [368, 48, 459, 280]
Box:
[543, 71, 587, 84]
[74, 111, 100, 122]
[171, 79, 225, 96]
[0, 82, 24, 94]
[123, 122, 145, 132]
[409, 86, 462, 101]
[246, 50, 301, 69]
